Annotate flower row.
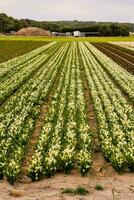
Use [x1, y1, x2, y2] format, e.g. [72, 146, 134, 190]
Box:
[79, 42, 134, 171]
[28, 42, 93, 181]
[0, 42, 69, 184]
[85, 42, 134, 102]
[0, 41, 57, 78]
[0, 42, 63, 104]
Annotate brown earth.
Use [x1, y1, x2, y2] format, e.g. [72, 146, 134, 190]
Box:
[0, 153, 134, 200]
[15, 27, 51, 36]
[92, 43, 134, 75]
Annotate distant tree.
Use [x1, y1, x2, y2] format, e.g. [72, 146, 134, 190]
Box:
[19, 19, 29, 28]
[0, 13, 12, 32]
[0, 12, 133, 35]
[0, 13, 22, 32]
[99, 25, 112, 36]
[109, 24, 121, 36]
[13, 20, 23, 31]
[119, 25, 129, 36]
[79, 25, 99, 32]
[49, 23, 60, 32]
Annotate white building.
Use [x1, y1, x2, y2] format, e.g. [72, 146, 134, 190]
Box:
[73, 31, 81, 37]
[66, 32, 71, 36]
[51, 32, 57, 36]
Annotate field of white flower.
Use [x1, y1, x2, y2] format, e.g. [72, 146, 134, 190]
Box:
[0, 41, 133, 185]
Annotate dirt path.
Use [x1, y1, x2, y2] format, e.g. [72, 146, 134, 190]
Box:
[0, 168, 134, 200]
[80, 67, 97, 133]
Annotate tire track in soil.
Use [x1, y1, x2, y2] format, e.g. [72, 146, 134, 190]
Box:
[92, 43, 134, 75]
[19, 43, 70, 183]
[106, 42, 134, 57]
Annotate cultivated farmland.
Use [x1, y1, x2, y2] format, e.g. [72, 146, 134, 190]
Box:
[0, 40, 48, 63]
[93, 42, 134, 75]
[0, 41, 134, 199]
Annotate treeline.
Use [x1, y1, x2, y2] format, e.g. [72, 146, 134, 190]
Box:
[0, 13, 134, 36]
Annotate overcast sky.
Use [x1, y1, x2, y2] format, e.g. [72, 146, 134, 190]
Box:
[0, 0, 134, 22]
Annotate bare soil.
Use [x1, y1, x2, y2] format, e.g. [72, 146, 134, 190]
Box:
[111, 42, 134, 49]
[80, 68, 97, 133]
[0, 153, 134, 200]
[92, 43, 134, 75]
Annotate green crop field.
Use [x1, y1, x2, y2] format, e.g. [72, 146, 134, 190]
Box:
[0, 36, 134, 42]
[0, 40, 48, 63]
[0, 41, 133, 185]
[1, 36, 134, 63]
[1, 0, 134, 197]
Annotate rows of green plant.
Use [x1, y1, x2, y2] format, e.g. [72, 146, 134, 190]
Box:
[79, 42, 134, 171]
[0, 41, 133, 185]
[28, 42, 93, 181]
[85, 42, 134, 102]
[0, 42, 64, 104]
[0, 42, 70, 184]
[0, 41, 57, 78]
